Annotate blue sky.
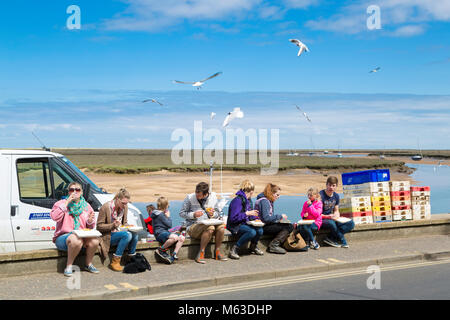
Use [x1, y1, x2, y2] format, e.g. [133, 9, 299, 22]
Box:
[0, 0, 449, 150]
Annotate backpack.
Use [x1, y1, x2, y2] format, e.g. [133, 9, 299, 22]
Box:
[123, 253, 152, 274]
[283, 231, 308, 252]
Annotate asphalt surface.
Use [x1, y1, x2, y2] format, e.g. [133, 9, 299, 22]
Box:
[0, 234, 449, 300]
[175, 259, 450, 300]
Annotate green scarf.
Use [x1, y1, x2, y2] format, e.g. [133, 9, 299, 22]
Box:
[68, 196, 88, 230]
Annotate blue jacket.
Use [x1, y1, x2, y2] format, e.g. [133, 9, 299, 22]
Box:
[255, 193, 282, 224]
[150, 210, 172, 237]
[226, 190, 254, 234]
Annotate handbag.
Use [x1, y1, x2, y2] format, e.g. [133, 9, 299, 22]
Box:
[283, 230, 308, 251]
[123, 253, 152, 273]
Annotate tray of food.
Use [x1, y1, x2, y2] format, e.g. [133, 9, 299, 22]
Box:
[119, 225, 143, 232]
[247, 220, 265, 227]
[197, 219, 224, 226]
[73, 229, 102, 238]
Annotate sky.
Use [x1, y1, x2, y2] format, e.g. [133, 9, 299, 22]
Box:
[0, 0, 449, 150]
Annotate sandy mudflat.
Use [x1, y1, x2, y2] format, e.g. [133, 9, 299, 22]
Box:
[85, 167, 417, 202]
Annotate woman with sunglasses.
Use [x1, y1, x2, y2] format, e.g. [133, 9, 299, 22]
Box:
[51, 182, 100, 277]
[97, 188, 138, 272]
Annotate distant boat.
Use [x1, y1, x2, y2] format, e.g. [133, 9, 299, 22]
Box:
[411, 138, 423, 161]
[337, 153, 343, 158]
[379, 155, 385, 159]
[323, 150, 329, 154]
[287, 150, 299, 156]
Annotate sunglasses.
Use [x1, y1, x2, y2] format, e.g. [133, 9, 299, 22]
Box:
[69, 188, 81, 193]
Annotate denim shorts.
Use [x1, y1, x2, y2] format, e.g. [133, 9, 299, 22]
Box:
[55, 233, 72, 251]
[156, 231, 171, 244]
[55, 232, 88, 252]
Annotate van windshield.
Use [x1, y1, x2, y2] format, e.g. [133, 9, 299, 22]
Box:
[59, 156, 103, 193]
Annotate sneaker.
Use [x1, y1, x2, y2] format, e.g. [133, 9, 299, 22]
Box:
[195, 250, 206, 264]
[250, 246, 264, 256]
[172, 253, 179, 260]
[64, 266, 73, 277]
[229, 245, 240, 260]
[310, 240, 320, 250]
[340, 238, 349, 248]
[156, 247, 172, 264]
[215, 249, 228, 261]
[85, 263, 100, 274]
[323, 237, 341, 248]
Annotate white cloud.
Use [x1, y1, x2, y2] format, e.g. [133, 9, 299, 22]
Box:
[103, 0, 263, 32]
[304, 0, 450, 36]
[390, 24, 426, 37]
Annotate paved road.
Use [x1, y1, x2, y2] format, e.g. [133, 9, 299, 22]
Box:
[145, 259, 450, 300]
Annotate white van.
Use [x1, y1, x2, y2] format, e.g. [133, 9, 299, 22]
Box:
[0, 149, 146, 253]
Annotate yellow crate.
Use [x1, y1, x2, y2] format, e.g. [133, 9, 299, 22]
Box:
[340, 205, 372, 214]
[372, 205, 392, 212]
[371, 195, 391, 203]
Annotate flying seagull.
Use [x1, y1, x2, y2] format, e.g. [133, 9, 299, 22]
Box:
[210, 112, 216, 120]
[222, 107, 244, 127]
[295, 105, 311, 122]
[289, 39, 310, 57]
[172, 72, 222, 89]
[142, 98, 163, 106]
[369, 67, 381, 73]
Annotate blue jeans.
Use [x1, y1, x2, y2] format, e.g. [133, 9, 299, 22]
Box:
[236, 224, 263, 248]
[156, 231, 171, 244]
[110, 231, 139, 256]
[321, 219, 355, 243]
[297, 222, 319, 242]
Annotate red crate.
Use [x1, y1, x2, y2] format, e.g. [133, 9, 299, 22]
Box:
[410, 186, 430, 192]
[341, 211, 373, 218]
[391, 205, 411, 211]
[390, 191, 411, 197]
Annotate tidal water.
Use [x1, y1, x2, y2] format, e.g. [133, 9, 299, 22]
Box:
[134, 162, 450, 227]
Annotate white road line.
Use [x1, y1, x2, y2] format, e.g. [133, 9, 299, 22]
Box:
[146, 259, 450, 300]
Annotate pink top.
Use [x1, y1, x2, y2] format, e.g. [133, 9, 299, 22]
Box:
[300, 200, 323, 229]
[50, 199, 95, 243]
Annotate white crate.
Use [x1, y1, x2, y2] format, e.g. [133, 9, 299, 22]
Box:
[341, 196, 371, 208]
[411, 200, 430, 206]
[353, 216, 374, 225]
[412, 204, 431, 214]
[370, 191, 390, 197]
[389, 181, 410, 192]
[391, 200, 412, 207]
[392, 209, 412, 221]
[413, 212, 431, 220]
[411, 191, 431, 197]
[343, 189, 370, 197]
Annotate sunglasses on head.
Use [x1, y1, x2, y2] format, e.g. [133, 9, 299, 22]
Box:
[69, 188, 81, 193]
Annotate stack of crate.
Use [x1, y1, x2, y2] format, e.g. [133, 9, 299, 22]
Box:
[369, 182, 392, 222]
[411, 186, 431, 220]
[339, 195, 373, 225]
[389, 181, 412, 221]
[341, 169, 391, 225]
